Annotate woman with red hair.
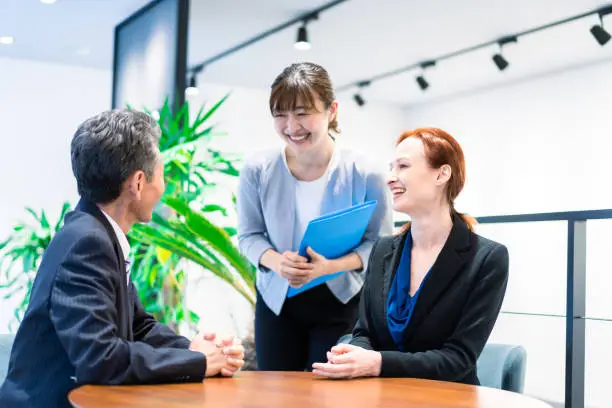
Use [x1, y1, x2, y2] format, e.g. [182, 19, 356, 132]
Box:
[313, 128, 509, 385]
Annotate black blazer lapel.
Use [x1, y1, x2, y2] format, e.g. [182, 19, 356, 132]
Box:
[382, 232, 405, 315]
[76, 199, 127, 269]
[76, 198, 133, 339]
[400, 214, 472, 343]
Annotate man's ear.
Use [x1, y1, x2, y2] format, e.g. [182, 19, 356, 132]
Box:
[437, 164, 452, 185]
[127, 170, 146, 200]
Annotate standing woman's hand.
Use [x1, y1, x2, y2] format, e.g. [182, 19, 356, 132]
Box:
[305, 247, 334, 280]
[276, 251, 314, 287]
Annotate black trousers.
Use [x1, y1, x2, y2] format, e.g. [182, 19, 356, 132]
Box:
[255, 284, 360, 371]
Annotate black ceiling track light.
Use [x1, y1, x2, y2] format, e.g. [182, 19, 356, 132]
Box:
[295, 25, 309, 49]
[187, 0, 347, 75]
[353, 80, 371, 106]
[590, 6, 612, 46]
[415, 60, 436, 91]
[185, 72, 199, 97]
[294, 12, 319, 51]
[337, 5, 612, 95]
[492, 35, 518, 71]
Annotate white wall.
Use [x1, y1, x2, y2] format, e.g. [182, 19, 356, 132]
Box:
[403, 59, 612, 408]
[0, 57, 111, 332]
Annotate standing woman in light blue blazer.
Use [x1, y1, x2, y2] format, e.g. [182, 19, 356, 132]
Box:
[237, 62, 393, 371]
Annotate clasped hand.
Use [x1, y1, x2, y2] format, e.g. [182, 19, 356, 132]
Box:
[277, 247, 331, 288]
[312, 344, 382, 379]
[189, 332, 245, 377]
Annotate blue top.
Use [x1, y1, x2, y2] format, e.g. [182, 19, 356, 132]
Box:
[236, 147, 393, 316]
[387, 232, 430, 351]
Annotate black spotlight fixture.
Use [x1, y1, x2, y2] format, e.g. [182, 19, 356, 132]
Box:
[492, 36, 517, 71]
[415, 76, 429, 91]
[353, 80, 370, 107]
[591, 6, 612, 46]
[295, 25, 310, 50]
[415, 60, 435, 91]
[294, 13, 318, 51]
[492, 54, 509, 71]
[185, 73, 199, 97]
[591, 25, 611, 45]
[353, 93, 365, 106]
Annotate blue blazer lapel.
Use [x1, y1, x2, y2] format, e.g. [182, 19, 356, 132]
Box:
[320, 150, 354, 216]
[269, 155, 296, 253]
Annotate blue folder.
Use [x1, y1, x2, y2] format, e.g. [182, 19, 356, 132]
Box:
[286, 200, 378, 297]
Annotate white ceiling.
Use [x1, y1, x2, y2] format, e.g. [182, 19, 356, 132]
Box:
[1, 0, 612, 106]
[0, 0, 151, 68]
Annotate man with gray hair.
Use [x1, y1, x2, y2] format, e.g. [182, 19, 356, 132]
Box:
[0, 109, 245, 408]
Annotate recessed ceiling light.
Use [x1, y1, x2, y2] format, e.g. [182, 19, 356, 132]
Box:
[40, 0, 58, 4]
[0, 36, 15, 45]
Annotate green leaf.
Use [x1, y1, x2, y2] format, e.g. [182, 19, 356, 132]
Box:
[201, 204, 228, 216]
[175, 307, 184, 322]
[147, 213, 225, 266]
[25, 207, 42, 224]
[148, 266, 158, 287]
[146, 302, 163, 313]
[40, 210, 50, 230]
[0, 274, 21, 289]
[132, 221, 254, 304]
[0, 237, 12, 250]
[55, 202, 71, 231]
[193, 125, 215, 139]
[188, 310, 200, 325]
[161, 142, 197, 164]
[3, 283, 26, 300]
[223, 227, 237, 237]
[130, 225, 214, 270]
[192, 92, 230, 132]
[163, 197, 255, 290]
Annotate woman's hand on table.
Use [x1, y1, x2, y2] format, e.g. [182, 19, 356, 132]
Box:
[312, 344, 382, 379]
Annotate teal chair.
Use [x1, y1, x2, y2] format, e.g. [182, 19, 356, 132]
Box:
[476, 343, 526, 393]
[0, 334, 15, 384]
[336, 336, 526, 393]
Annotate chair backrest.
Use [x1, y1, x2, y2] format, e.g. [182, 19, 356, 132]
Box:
[0, 334, 16, 383]
[476, 343, 527, 393]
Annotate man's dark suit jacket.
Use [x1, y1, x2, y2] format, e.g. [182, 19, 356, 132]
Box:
[350, 214, 509, 385]
[0, 200, 207, 408]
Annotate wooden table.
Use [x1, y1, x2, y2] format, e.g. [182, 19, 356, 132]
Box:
[69, 371, 551, 408]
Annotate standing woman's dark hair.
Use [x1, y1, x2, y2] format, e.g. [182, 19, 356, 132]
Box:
[269, 62, 340, 136]
[236, 62, 393, 372]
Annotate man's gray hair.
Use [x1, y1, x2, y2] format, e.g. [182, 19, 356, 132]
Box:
[70, 109, 162, 204]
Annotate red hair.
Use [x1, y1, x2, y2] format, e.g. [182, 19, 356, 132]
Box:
[397, 127, 476, 231]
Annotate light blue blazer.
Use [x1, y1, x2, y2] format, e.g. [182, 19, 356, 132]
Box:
[237, 147, 393, 315]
